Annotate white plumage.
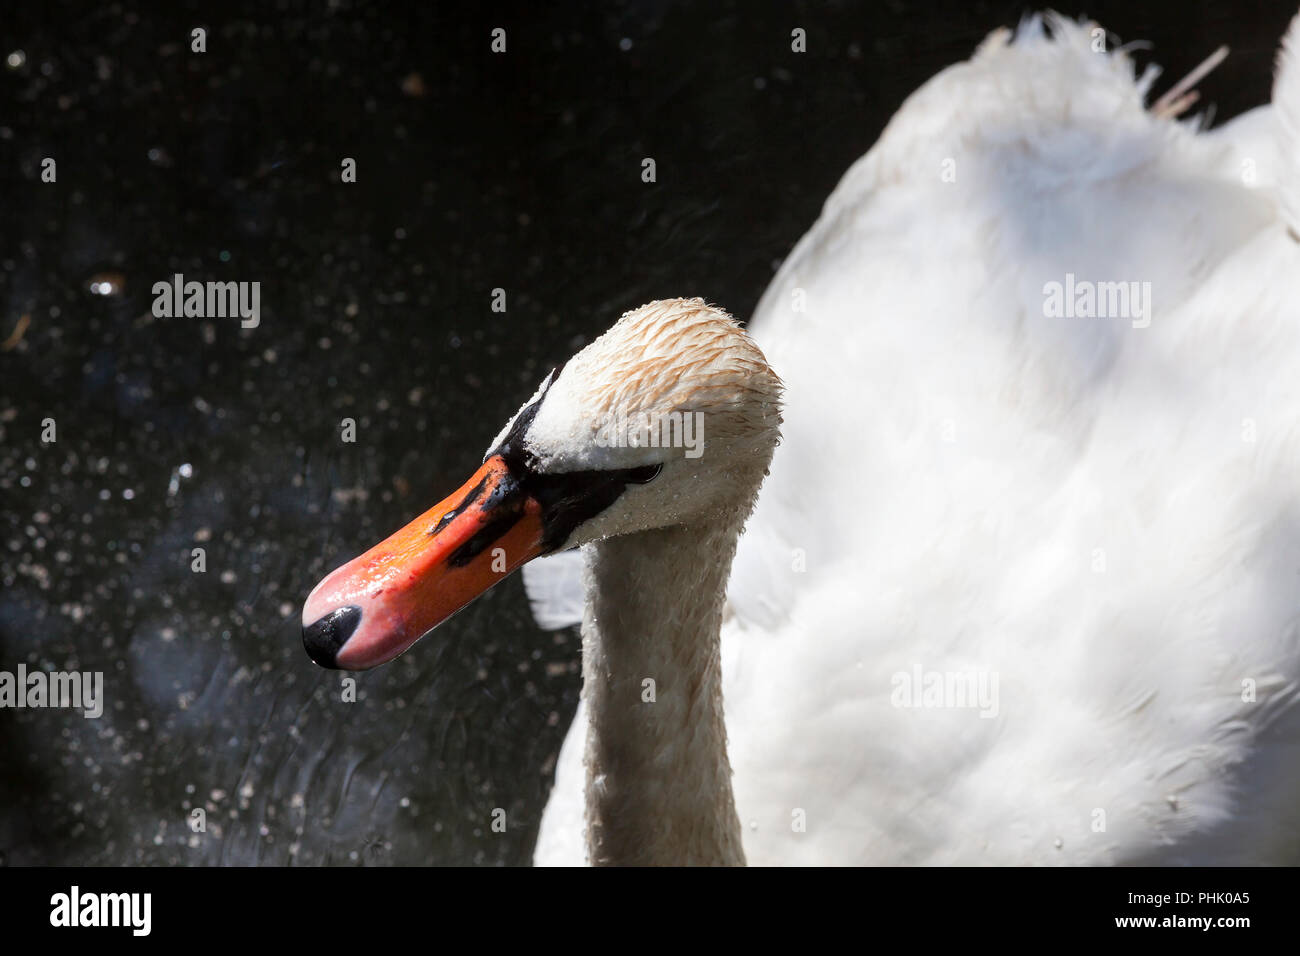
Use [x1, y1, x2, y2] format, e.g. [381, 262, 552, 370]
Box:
[531, 12, 1300, 865]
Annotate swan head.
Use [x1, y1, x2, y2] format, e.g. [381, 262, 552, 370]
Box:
[302, 298, 781, 670]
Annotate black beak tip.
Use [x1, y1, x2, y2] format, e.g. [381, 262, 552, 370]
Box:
[302, 605, 363, 669]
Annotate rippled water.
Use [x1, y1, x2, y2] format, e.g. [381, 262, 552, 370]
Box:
[1, 1, 1287, 865]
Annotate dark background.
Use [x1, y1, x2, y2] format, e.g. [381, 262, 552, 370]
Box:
[1, 0, 1294, 865]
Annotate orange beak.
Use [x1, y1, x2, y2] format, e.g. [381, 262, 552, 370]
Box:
[301, 455, 545, 670]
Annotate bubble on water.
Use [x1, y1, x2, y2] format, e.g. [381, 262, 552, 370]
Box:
[86, 272, 126, 296]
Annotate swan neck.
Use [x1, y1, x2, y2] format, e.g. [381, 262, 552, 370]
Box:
[581, 521, 745, 866]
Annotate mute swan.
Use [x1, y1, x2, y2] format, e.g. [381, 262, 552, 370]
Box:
[304, 13, 1300, 865]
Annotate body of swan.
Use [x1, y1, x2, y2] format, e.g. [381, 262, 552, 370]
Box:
[533, 14, 1300, 865]
[304, 13, 1300, 865]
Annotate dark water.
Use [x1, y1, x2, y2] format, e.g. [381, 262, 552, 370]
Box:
[1, 0, 1292, 865]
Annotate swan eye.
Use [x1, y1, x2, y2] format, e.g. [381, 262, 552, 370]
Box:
[625, 463, 662, 484]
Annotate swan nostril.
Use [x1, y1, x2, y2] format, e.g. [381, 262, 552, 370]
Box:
[302, 605, 362, 669]
[626, 463, 662, 484]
